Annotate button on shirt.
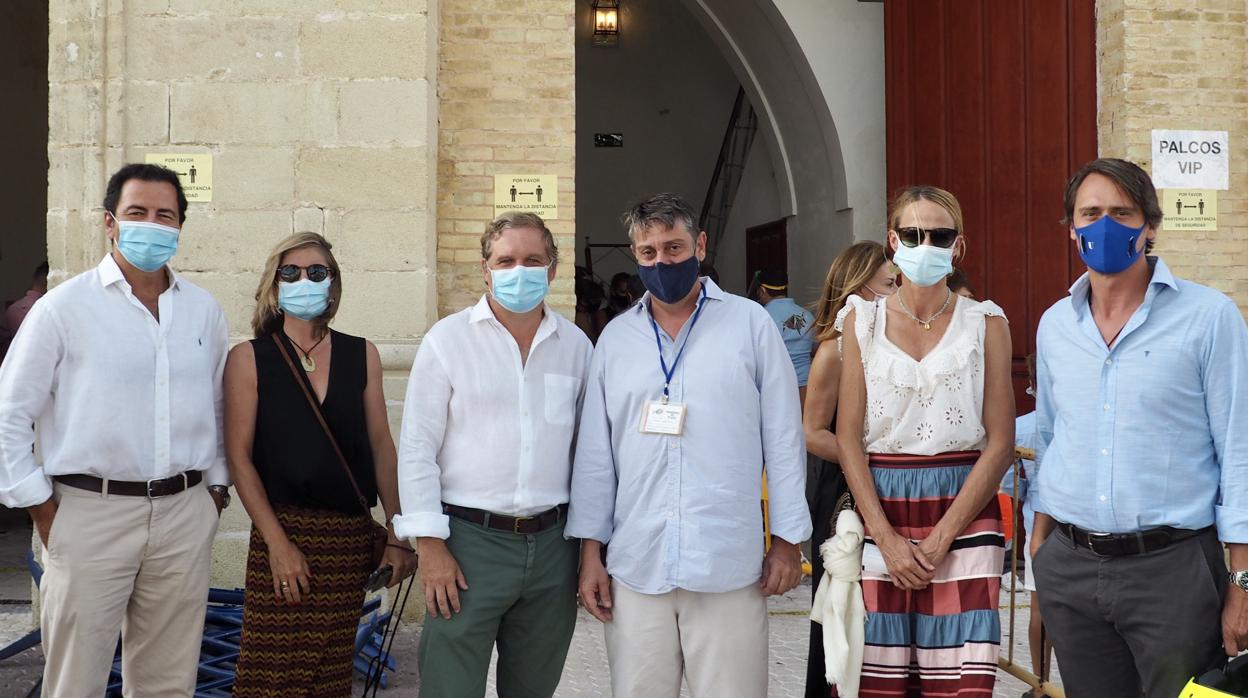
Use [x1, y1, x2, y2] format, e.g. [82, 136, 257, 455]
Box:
[1033, 258, 1248, 540]
[764, 297, 815, 386]
[392, 296, 593, 541]
[0, 254, 230, 508]
[567, 278, 812, 594]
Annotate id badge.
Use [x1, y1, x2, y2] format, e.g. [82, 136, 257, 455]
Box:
[639, 400, 687, 435]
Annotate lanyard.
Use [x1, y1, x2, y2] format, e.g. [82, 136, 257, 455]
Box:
[648, 285, 708, 402]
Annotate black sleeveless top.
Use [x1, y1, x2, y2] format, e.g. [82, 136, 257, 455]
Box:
[251, 330, 377, 514]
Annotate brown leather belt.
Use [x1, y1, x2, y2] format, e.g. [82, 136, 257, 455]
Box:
[1055, 521, 1211, 557]
[54, 471, 203, 498]
[443, 503, 567, 535]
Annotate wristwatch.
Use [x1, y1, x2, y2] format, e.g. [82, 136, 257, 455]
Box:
[1229, 570, 1248, 592]
[207, 485, 231, 510]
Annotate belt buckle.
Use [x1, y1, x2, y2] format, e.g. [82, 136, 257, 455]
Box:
[513, 516, 531, 534]
[147, 473, 186, 499]
[1086, 532, 1114, 555]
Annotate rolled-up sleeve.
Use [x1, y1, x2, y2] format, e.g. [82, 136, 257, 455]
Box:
[566, 347, 617, 543]
[755, 314, 812, 545]
[392, 334, 453, 541]
[204, 306, 231, 488]
[0, 302, 62, 508]
[1205, 300, 1248, 542]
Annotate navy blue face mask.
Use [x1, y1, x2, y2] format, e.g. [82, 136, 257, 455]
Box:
[637, 256, 701, 304]
[1074, 216, 1146, 274]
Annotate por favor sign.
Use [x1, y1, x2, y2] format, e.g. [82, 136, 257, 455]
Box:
[1151, 129, 1229, 190]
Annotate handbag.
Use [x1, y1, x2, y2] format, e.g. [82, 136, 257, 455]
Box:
[272, 333, 388, 570]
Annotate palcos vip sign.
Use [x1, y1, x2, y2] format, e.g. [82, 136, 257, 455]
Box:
[1152, 129, 1228, 232]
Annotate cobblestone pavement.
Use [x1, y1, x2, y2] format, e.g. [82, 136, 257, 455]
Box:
[0, 575, 1060, 697]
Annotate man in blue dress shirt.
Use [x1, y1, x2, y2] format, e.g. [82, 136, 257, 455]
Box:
[568, 193, 812, 697]
[1030, 158, 1248, 698]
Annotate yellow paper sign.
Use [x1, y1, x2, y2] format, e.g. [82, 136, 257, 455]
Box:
[144, 153, 213, 203]
[1162, 189, 1217, 232]
[494, 174, 558, 220]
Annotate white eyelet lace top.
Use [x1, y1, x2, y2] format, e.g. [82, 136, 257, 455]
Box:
[835, 294, 1007, 456]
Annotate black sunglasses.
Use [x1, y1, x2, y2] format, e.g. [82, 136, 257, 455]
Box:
[277, 264, 332, 283]
[896, 227, 959, 249]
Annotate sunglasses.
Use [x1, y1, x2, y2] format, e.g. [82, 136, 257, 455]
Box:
[895, 227, 959, 249]
[277, 264, 332, 283]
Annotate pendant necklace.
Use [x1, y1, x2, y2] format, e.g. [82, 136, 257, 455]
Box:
[287, 331, 328, 372]
[896, 287, 953, 331]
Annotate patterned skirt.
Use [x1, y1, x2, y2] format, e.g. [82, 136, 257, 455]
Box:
[848, 451, 1003, 698]
[233, 505, 374, 698]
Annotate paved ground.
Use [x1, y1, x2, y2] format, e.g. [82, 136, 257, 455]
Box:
[0, 574, 1059, 697]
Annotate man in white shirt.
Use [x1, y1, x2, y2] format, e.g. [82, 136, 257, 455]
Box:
[393, 212, 592, 697]
[0, 163, 230, 696]
[568, 193, 812, 697]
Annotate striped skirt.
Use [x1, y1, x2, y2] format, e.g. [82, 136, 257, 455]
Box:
[233, 505, 374, 698]
[850, 452, 1003, 698]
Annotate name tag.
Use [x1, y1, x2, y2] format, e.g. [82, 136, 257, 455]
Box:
[639, 400, 687, 435]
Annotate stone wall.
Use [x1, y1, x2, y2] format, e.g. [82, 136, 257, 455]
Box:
[1097, 0, 1248, 315]
[47, 0, 439, 588]
[436, 0, 576, 317]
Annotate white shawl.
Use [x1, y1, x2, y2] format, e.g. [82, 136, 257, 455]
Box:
[811, 509, 866, 697]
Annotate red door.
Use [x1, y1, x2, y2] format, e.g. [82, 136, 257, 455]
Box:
[745, 218, 788, 289]
[885, 0, 1097, 414]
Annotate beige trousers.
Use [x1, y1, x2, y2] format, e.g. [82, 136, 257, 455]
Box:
[604, 582, 769, 698]
[39, 480, 219, 697]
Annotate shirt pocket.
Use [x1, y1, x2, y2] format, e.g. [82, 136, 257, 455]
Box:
[544, 374, 582, 426]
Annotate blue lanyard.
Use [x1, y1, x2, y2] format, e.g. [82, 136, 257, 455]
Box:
[648, 285, 708, 402]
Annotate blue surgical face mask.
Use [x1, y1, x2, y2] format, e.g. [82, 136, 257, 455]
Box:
[490, 264, 550, 313]
[112, 216, 180, 273]
[279, 278, 332, 320]
[892, 242, 954, 288]
[637, 256, 700, 304]
[1074, 216, 1146, 274]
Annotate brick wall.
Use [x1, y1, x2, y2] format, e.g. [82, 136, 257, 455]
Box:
[436, 0, 576, 318]
[1097, 0, 1248, 315]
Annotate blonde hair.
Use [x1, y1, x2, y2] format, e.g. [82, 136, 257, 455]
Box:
[887, 184, 967, 262]
[812, 241, 888, 342]
[251, 232, 343, 339]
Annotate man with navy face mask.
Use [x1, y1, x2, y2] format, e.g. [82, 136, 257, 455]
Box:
[393, 211, 591, 697]
[1030, 158, 1248, 698]
[569, 193, 811, 697]
[0, 163, 230, 695]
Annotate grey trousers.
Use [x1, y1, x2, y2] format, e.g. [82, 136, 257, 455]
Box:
[1032, 526, 1226, 698]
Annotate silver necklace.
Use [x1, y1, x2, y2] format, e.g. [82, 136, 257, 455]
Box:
[896, 287, 953, 331]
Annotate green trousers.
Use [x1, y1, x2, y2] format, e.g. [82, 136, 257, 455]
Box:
[417, 514, 578, 698]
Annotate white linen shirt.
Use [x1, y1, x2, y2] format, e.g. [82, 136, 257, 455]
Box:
[566, 278, 813, 594]
[0, 254, 229, 508]
[392, 296, 593, 541]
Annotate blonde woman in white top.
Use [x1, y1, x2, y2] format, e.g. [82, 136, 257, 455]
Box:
[835, 185, 1015, 697]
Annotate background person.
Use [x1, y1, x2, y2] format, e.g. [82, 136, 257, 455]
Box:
[837, 185, 1014, 697]
[226, 233, 416, 697]
[0, 260, 48, 364]
[755, 268, 816, 406]
[801, 240, 895, 697]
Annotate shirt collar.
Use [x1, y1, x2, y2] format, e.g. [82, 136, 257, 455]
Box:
[632, 276, 727, 315]
[469, 294, 561, 337]
[1068, 256, 1177, 317]
[97, 253, 182, 292]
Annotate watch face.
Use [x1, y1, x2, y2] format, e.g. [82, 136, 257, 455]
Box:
[1234, 571, 1248, 591]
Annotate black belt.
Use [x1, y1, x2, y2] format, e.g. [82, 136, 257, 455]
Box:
[1056, 521, 1211, 557]
[443, 503, 567, 535]
[55, 471, 202, 498]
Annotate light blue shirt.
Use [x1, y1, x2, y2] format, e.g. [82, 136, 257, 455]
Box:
[1001, 411, 1037, 535]
[764, 297, 815, 386]
[1033, 257, 1248, 541]
[567, 278, 812, 594]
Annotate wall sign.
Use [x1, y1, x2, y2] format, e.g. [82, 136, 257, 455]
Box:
[1151, 129, 1228, 190]
[1162, 189, 1217, 232]
[494, 174, 558, 220]
[144, 153, 213, 202]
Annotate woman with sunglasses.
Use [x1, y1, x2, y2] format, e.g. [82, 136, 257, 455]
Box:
[835, 186, 1013, 696]
[226, 232, 417, 697]
[802, 241, 896, 697]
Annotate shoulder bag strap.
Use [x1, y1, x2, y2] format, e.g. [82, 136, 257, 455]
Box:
[271, 332, 371, 513]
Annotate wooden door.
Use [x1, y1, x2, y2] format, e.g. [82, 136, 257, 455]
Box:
[744, 218, 788, 288]
[885, 0, 1097, 414]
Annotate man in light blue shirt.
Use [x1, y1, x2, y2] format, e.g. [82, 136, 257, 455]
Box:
[755, 268, 815, 396]
[1030, 158, 1248, 698]
[568, 193, 811, 698]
